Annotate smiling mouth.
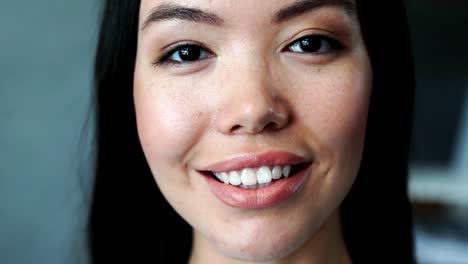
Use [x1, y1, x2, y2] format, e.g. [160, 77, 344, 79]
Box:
[201, 162, 311, 190]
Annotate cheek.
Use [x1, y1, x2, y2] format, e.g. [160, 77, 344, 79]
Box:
[298, 62, 372, 156]
[292, 59, 372, 202]
[133, 80, 206, 170]
[333, 69, 371, 156]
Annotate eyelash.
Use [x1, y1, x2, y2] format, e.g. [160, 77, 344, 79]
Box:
[153, 34, 344, 66]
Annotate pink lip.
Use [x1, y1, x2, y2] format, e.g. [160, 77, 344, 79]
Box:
[201, 163, 312, 209]
[199, 151, 313, 209]
[200, 151, 309, 172]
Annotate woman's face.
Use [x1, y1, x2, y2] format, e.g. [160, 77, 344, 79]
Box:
[134, 0, 371, 262]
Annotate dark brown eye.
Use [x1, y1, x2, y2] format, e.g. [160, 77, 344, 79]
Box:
[162, 44, 211, 64]
[177, 45, 202, 61]
[287, 35, 343, 54]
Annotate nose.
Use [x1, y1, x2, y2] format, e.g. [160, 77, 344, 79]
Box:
[216, 66, 290, 135]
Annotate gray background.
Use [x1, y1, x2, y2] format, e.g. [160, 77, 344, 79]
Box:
[0, 1, 97, 263]
[1, 1, 467, 263]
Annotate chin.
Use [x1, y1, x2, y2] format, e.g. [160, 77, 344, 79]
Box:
[209, 223, 310, 262]
[223, 236, 303, 262]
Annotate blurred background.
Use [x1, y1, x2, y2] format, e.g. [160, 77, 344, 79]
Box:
[0, 0, 467, 263]
[407, 0, 468, 263]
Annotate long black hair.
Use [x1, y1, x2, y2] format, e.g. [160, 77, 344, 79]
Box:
[88, 1, 415, 263]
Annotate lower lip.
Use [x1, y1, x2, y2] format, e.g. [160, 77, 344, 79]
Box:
[202, 164, 312, 209]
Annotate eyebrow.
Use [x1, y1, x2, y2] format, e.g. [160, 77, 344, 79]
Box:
[141, 4, 224, 30]
[273, 0, 356, 24]
[141, 0, 356, 31]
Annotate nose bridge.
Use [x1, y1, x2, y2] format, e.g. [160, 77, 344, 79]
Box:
[216, 53, 290, 135]
[237, 55, 273, 105]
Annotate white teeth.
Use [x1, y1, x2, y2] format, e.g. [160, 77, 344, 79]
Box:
[272, 166, 282, 180]
[256, 166, 272, 184]
[229, 171, 241, 185]
[212, 164, 295, 187]
[220, 172, 230, 184]
[214, 172, 223, 182]
[239, 184, 258, 189]
[283, 165, 291, 177]
[241, 168, 257, 186]
[240, 182, 272, 189]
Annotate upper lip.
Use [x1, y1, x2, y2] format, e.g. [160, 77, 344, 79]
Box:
[200, 151, 311, 173]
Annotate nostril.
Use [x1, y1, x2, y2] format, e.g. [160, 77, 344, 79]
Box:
[231, 125, 242, 133]
[230, 121, 279, 134]
[264, 122, 277, 130]
[226, 107, 290, 134]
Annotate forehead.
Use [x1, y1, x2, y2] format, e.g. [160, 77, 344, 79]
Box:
[139, 0, 357, 29]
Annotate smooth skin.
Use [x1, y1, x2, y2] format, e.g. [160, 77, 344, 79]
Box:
[134, 0, 372, 263]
